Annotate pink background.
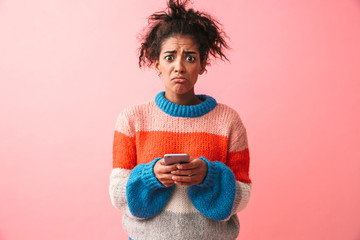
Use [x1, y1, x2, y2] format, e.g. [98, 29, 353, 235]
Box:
[1, 0, 360, 239]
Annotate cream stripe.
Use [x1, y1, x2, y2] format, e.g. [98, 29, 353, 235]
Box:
[162, 185, 199, 214]
[222, 181, 251, 222]
[109, 168, 143, 220]
[233, 181, 252, 213]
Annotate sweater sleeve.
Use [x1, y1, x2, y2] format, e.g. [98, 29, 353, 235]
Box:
[109, 160, 175, 220]
[188, 109, 252, 221]
[188, 157, 236, 221]
[125, 158, 175, 219]
[109, 110, 174, 219]
[225, 111, 252, 218]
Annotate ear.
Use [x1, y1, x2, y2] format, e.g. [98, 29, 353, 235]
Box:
[199, 61, 206, 75]
[155, 59, 161, 74]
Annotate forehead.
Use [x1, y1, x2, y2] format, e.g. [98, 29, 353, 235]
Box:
[160, 35, 199, 52]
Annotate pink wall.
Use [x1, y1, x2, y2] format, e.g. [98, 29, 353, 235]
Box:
[1, 0, 359, 239]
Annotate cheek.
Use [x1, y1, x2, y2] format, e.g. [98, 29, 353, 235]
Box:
[191, 66, 201, 77]
[160, 63, 171, 74]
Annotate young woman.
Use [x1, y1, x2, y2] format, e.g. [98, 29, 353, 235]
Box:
[109, 1, 252, 239]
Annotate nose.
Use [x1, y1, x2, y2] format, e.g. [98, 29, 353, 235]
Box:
[174, 58, 185, 73]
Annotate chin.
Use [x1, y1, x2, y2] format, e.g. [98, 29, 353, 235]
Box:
[172, 85, 191, 95]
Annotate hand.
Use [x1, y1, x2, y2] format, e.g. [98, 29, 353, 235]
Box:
[154, 158, 178, 187]
[170, 157, 208, 186]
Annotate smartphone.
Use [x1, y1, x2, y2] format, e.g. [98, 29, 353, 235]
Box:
[163, 153, 190, 165]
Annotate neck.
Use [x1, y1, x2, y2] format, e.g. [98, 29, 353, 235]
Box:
[164, 89, 202, 106]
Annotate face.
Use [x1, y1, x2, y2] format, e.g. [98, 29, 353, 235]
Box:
[155, 35, 205, 97]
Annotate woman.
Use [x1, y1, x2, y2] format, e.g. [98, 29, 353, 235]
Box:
[109, 0, 252, 239]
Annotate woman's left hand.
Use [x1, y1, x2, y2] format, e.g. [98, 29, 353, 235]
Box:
[171, 157, 208, 186]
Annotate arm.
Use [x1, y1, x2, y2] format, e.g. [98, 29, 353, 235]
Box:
[109, 111, 175, 219]
[109, 158, 176, 220]
[188, 157, 237, 221]
[125, 158, 175, 219]
[174, 156, 251, 221]
[187, 157, 251, 222]
[225, 114, 252, 218]
[178, 111, 252, 221]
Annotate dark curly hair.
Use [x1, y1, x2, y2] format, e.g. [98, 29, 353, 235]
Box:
[138, 0, 229, 68]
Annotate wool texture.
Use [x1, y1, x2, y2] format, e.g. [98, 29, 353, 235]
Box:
[109, 92, 252, 240]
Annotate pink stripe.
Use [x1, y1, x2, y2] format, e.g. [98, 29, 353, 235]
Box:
[115, 101, 248, 151]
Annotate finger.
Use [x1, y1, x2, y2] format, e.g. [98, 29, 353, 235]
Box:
[158, 173, 176, 181]
[172, 175, 199, 183]
[160, 179, 174, 184]
[158, 179, 175, 187]
[177, 158, 205, 170]
[158, 158, 166, 164]
[159, 164, 178, 173]
[171, 169, 197, 176]
[158, 159, 178, 167]
[176, 162, 198, 170]
[162, 181, 175, 187]
[157, 159, 171, 168]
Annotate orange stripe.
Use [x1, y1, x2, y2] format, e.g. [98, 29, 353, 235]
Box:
[227, 148, 251, 183]
[113, 131, 136, 169]
[114, 130, 251, 183]
[135, 131, 228, 164]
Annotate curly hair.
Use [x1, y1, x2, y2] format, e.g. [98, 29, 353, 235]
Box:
[138, 0, 229, 68]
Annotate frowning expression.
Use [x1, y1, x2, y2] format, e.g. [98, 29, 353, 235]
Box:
[155, 35, 205, 96]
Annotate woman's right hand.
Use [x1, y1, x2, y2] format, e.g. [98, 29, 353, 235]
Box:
[154, 159, 178, 187]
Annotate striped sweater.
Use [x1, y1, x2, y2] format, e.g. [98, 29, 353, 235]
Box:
[109, 92, 252, 240]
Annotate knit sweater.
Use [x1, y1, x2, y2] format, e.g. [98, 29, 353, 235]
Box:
[109, 92, 252, 240]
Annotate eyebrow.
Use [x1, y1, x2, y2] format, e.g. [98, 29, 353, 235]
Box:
[163, 50, 197, 54]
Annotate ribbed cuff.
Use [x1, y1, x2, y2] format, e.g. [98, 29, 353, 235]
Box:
[196, 157, 218, 188]
[141, 158, 168, 189]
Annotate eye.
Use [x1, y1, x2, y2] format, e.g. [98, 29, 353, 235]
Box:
[185, 55, 196, 62]
[164, 55, 174, 61]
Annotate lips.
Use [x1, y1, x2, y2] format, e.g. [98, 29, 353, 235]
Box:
[172, 77, 187, 83]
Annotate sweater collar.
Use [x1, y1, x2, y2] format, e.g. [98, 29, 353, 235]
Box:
[155, 91, 217, 118]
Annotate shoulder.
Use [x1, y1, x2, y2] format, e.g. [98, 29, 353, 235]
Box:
[207, 102, 248, 138]
[214, 103, 249, 150]
[117, 100, 155, 119]
[212, 102, 244, 124]
[114, 100, 156, 133]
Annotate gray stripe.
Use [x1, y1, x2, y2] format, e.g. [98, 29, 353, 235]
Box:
[123, 210, 239, 240]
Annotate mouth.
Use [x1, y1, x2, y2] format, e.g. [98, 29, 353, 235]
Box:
[172, 76, 187, 83]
